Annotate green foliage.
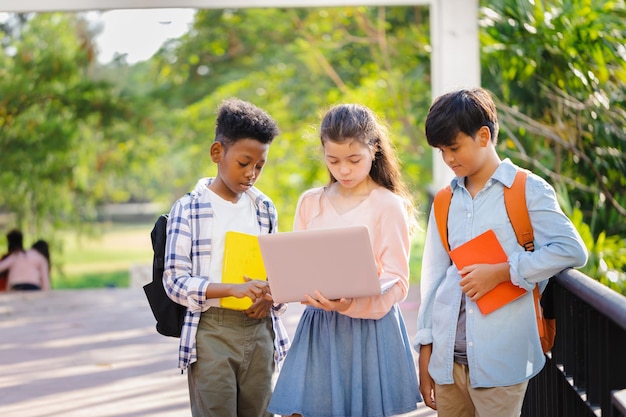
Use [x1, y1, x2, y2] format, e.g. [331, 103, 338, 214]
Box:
[1, 5, 624, 291]
[0, 13, 139, 239]
[480, 0, 626, 290]
[147, 6, 433, 230]
[568, 207, 626, 295]
[480, 0, 626, 238]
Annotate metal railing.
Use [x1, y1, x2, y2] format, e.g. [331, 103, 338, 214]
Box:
[613, 389, 626, 417]
[522, 269, 626, 417]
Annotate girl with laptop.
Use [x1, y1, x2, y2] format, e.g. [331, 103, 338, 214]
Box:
[267, 104, 421, 417]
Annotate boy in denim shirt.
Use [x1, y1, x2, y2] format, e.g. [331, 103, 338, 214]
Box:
[414, 88, 588, 416]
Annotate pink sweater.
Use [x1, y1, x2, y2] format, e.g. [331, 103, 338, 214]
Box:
[293, 186, 411, 319]
[0, 250, 50, 290]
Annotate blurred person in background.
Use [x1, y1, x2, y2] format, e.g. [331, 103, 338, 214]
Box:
[0, 229, 24, 291]
[0, 229, 50, 291]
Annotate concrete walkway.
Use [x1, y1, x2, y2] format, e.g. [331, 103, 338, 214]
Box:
[0, 287, 435, 417]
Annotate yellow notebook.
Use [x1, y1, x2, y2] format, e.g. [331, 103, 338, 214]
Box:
[220, 231, 267, 310]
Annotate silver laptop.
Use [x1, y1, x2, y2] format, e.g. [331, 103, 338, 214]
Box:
[258, 225, 397, 304]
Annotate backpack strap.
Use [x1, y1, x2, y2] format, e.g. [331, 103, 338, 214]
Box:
[504, 170, 535, 252]
[433, 185, 453, 253]
[434, 170, 534, 253]
[504, 170, 554, 350]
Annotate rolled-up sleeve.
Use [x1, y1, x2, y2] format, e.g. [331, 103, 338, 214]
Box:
[163, 199, 210, 313]
[414, 208, 452, 349]
[509, 175, 588, 289]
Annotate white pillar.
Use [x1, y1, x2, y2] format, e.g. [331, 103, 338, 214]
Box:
[429, 0, 480, 191]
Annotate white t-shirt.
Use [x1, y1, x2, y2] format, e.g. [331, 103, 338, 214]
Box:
[206, 190, 260, 306]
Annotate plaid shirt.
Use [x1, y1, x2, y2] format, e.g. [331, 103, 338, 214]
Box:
[163, 178, 290, 370]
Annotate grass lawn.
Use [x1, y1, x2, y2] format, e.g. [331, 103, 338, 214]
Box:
[53, 222, 153, 289]
[53, 221, 426, 289]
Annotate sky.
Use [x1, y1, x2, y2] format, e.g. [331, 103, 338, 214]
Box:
[88, 8, 196, 64]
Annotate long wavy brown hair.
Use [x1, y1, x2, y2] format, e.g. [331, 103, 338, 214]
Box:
[320, 104, 418, 235]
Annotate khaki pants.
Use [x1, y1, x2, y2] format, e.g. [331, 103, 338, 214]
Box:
[188, 307, 275, 417]
[435, 362, 528, 417]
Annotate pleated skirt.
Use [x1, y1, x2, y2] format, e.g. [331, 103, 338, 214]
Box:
[268, 304, 421, 417]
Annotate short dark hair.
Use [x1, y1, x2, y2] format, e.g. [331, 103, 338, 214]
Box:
[214, 98, 279, 147]
[425, 88, 499, 147]
[32, 239, 50, 261]
[6, 229, 23, 252]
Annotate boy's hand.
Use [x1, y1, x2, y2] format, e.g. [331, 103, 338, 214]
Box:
[458, 262, 510, 301]
[232, 275, 269, 302]
[302, 290, 351, 312]
[419, 344, 437, 410]
[244, 297, 272, 319]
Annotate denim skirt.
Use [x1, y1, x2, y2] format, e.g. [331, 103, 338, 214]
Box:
[268, 304, 421, 417]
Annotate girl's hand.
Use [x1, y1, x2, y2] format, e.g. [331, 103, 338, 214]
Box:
[303, 290, 351, 312]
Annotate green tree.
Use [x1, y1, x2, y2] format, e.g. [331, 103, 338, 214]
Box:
[480, 0, 626, 291]
[148, 7, 433, 231]
[0, 13, 136, 237]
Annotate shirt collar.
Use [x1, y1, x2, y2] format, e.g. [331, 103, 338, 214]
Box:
[449, 158, 518, 191]
[190, 177, 267, 205]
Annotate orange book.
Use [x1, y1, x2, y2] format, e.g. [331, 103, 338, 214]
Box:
[449, 229, 527, 315]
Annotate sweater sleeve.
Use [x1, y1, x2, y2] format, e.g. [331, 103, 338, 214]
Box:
[0, 253, 15, 273]
[340, 193, 411, 320]
[38, 252, 51, 291]
[293, 188, 322, 232]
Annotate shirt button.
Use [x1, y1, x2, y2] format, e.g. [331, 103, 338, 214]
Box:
[468, 309, 474, 314]
[467, 212, 472, 218]
[468, 342, 474, 347]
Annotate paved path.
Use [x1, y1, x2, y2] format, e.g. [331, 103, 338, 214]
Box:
[0, 288, 435, 417]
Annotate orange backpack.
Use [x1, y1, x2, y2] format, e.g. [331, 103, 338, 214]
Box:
[433, 170, 556, 353]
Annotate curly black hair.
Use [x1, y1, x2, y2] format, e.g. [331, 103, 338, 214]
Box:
[215, 98, 279, 146]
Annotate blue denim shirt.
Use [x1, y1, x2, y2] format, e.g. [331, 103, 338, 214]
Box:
[414, 159, 588, 388]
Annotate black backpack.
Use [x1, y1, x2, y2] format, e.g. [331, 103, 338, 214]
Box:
[143, 214, 186, 337]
